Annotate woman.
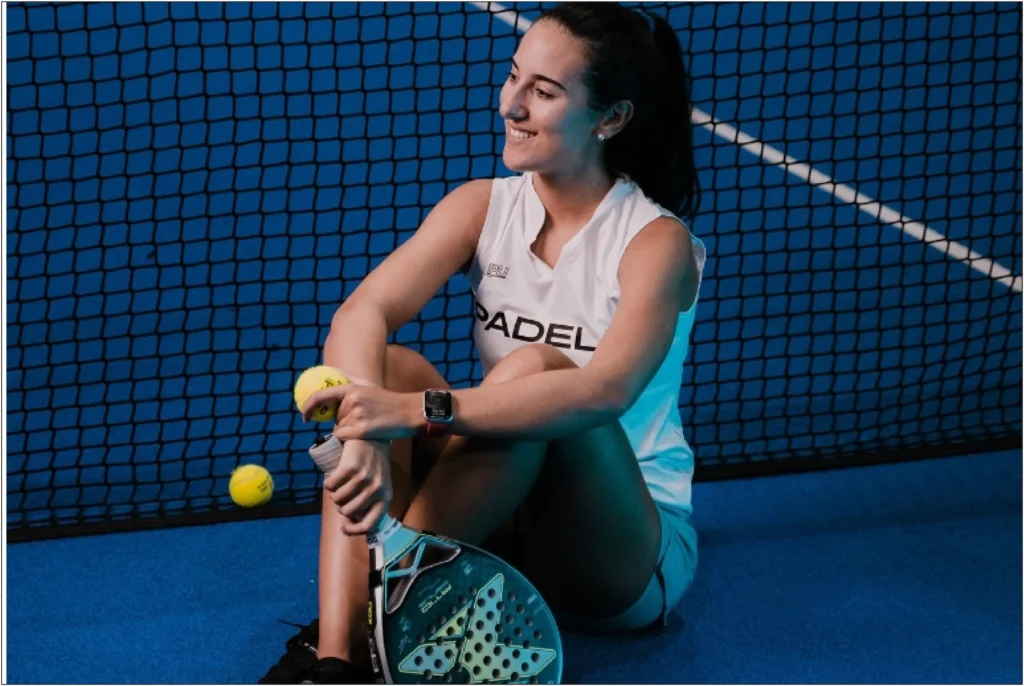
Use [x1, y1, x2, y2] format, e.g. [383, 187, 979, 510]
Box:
[262, 3, 705, 683]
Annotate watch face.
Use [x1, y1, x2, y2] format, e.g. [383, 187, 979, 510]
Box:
[424, 390, 453, 422]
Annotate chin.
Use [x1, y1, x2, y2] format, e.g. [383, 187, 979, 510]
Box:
[502, 152, 525, 173]
[502, 148, 541, 174]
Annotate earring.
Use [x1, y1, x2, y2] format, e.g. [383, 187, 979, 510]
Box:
[597, 133, 606, 141]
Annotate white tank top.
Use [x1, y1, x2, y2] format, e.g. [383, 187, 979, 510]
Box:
[466, 173, 707, 513]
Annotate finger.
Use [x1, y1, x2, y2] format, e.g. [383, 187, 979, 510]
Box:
[338, 481, 381, 520]
[332, 420, 368, 442]
[342, 500, 389, 536]
[301, 385, 351, 422]
[335, 510, 361, 533]
[326, 475, 367, 509]
[323, 464, 357, 492]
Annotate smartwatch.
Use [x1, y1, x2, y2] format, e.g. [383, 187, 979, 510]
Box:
[422, 389, 454, 437]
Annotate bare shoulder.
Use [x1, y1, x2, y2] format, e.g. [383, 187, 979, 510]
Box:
[620, 216, 694, 275]
[440, 178, 494, 217]
[415, 177, 492, 239]
[618, 216, 698, 310]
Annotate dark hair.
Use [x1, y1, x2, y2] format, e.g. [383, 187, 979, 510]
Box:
[538, 3, 701, 219]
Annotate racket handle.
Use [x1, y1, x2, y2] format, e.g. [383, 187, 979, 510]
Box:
[309, 433, 344, 473]
[309, 434, 393, 537]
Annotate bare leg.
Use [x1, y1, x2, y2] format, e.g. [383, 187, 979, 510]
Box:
[403, 343, 662, 620]
[316, 346, 450, 663]
[315, 342, 662, 668]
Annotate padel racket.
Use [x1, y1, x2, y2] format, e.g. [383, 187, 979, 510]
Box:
[310, 434, 563, 684]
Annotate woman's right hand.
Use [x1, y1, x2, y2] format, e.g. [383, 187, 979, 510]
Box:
[323, 438, 393, 536]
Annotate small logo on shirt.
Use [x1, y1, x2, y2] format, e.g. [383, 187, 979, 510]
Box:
[485, 263, 510, 279]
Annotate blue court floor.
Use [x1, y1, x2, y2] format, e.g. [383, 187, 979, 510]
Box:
[6, 449, 1021, 684]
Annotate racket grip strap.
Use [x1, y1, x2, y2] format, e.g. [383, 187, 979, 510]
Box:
[309, 434, 344, 474]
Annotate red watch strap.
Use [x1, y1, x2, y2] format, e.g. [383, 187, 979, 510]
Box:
[424, 421, 448, 438]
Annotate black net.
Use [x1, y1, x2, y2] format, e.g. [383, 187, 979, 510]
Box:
[7, 2, 1022, 540]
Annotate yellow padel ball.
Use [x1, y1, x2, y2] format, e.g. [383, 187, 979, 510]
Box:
[229, 464, 274, 508]
[294, 365, 349, 422]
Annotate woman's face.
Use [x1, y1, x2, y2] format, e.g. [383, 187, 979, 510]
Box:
[498, 20, 603, 176]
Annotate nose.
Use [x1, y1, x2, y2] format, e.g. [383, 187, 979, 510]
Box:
[500, 83, 526, 122]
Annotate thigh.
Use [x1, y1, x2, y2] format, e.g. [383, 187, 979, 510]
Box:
[518, 420, 663, 621]
[384, 342, 662, 619]
[381, 345, 528, 555]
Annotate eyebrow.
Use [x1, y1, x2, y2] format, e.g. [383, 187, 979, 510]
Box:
[511, 59, 567, 91]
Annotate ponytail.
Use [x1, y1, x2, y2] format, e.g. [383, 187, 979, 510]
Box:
[538, 3, 701, 219]
[646, 11, 700, 220]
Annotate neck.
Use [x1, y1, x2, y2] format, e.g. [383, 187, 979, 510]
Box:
[531, 164, 616, 229]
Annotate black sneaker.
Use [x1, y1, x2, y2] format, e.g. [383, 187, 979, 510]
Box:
[259, 619, 320, 684]
[311, 657, 375, 684]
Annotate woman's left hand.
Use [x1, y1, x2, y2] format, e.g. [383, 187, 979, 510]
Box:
[301, 383, 422, 441]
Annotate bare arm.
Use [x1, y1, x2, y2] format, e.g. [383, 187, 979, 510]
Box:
[304, 217, 697, 445]
[322, 179, 493, 385]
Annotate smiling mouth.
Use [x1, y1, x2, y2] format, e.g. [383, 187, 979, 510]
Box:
[508, 128, 537, 140]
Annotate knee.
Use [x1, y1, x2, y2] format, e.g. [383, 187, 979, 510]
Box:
[383, 344, 449, 393]
[483, 344, 578, 385]
[317, 343, 447, 393]
[382, 344, 419, 390]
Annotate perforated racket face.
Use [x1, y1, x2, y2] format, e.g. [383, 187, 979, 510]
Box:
[371, 533, 562, 684]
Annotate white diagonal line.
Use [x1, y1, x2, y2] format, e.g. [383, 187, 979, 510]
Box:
[472, 1, 1023, 294]
[468, 1, 534, 30]
[692, 110, 1023, 293]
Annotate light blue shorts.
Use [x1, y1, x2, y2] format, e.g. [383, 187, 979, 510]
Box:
[559, 505, 698, 633]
